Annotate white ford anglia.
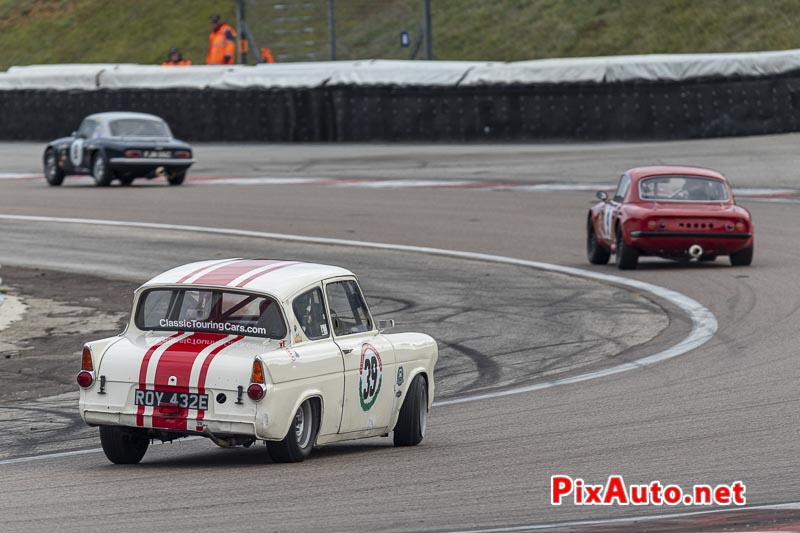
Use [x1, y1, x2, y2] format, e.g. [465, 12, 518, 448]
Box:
[78, 259, 437, 464]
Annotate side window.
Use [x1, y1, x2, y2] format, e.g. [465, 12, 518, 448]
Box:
[78, 120, 97, 138]
[614, 174, 630, 203]
[325, 280, 373, 336]
[292, 287, 329, 340]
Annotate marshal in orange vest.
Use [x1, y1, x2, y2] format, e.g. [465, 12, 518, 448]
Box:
[207, 16, 237, 65]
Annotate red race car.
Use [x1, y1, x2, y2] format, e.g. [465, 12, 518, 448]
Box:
[587, 166, 754, 270]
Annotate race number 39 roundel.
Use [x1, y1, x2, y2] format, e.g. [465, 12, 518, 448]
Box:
[359, 343, 383, 411]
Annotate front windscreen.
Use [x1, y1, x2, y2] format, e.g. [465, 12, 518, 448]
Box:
[639, 176, 729, 202]
[109, 119, 171, 137]
[136, 288, 287, 339]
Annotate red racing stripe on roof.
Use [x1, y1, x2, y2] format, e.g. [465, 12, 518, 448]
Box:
[191, 259, 283, 286]
[175, 258, 241, 284]
[233, 261, 301, 288]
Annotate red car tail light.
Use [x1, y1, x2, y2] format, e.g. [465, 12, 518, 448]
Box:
[647, 220, 657, 230]
[247, 384, 265, 401]
[247, 359, 266, 401]
[735, 221, 746, 232]
[125, 150, 142, 157]
[175, 151, 191, 158]
[77, 371, 94, 388]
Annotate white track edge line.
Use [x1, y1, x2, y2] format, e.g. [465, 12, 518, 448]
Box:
[0, 213, 717, 461]
[447, 502, 800, 532]
[0, 436, 204, 466]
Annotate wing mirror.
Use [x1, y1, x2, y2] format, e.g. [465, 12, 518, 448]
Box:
[377, 319, 395, 331]
[596, 191, 609, 202]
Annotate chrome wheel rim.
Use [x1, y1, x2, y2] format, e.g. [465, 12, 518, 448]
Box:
[93, 157, 104, 181]
[45, 154, 57, 179]
[294, 403, 312, 449]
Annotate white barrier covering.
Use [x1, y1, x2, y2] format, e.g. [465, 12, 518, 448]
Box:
[3, 49, 800, 90]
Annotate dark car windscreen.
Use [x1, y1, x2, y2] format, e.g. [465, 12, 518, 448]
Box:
[639, 176, 729, 202]
[110, 119, 171, 138]
[136, 288, 287, 339]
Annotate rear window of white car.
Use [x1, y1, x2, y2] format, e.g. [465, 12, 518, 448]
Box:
[110, 119, 171, 137]
[136, 288, 287, 339]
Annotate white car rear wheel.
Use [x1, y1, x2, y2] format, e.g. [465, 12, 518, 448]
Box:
[267, 399, 319, 463]
[99, 426, 149, 464]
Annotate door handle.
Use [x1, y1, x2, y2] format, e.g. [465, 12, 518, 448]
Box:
[342, 348, 353, 354]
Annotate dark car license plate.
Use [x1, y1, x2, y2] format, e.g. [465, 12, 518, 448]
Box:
[143, 150, 171, 158]
[135, 389, 208, 410]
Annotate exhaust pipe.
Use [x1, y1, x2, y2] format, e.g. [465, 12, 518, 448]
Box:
[201, 426, 255, 448]
[688, 244, 703, 259]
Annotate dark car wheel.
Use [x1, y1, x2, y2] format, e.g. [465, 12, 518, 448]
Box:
[92, 152, 113, 187]
[44, 149, 65, 186]
[394, 374, 428, 447]
[266, 399, 319, 463]
[99, 426, 149, 464]
[615, 227, 639, 270]
[587, 219, 611, 265]
[730, 246, 753, 266]
[167, 170, 186, 186]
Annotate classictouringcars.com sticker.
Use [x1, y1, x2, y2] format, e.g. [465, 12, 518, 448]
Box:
[359, 343, 383, 411]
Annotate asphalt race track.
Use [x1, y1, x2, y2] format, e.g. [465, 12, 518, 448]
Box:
[1, 136, 800, 532]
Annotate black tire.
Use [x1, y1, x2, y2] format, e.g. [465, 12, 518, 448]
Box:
[394, 375, 428, 447]
[119, 176, 135, 186]
[267, 399, 319, 463]
[586, 219, 611, 265]
[99, 426, 149, 464]
[615, 227, 639, 270]
[91, 152, 113, 187]
[43, 149, 65, 186]
[167, 170, 186, 186]
[730, 246, 753, 266]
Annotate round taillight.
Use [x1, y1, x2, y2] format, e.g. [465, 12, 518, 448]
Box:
[247, 384, 265, 401]
[735, 222, 745, 232]
[77, 371, 94, 388]
[647, 220, 657, 230]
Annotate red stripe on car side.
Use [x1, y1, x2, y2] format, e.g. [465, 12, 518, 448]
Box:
[151, 332, 228, 431]
[195, 335, 245, 426]
[233, 261, 300, 288]
[191, 259, 281, 286]
[175, 258, 240, 283]
[136, 331, 184, 427]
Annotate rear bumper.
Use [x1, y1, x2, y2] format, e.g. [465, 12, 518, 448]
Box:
[630, 231, 752, 239]
[629, 231, 753, 255]
[109, 158, 194, 165]
[82, 410, 258, 437]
